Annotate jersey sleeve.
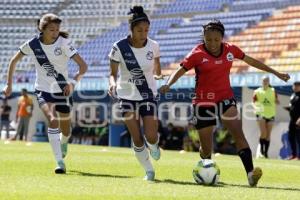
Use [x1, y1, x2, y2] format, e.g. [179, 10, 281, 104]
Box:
[108, 43, 121, 63]
[62, 38, 77, 58]
[19, 40, 33, 55]
[153, 41, 160, 58]
[180, 49, 198, 71]
[230, 44, 245, 60]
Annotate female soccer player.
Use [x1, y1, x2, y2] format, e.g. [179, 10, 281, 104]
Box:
[3, 13, 87, 174]
[160, 19, 290, 186]
[108, 6, 162, 181]
[253, 76, 279, 158]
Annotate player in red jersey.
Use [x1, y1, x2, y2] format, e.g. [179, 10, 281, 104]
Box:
[160, 19, 290, 187]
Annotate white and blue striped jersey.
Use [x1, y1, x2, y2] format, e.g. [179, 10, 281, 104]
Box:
[108, 37, 160, 101]
[19, 36, 77, 93]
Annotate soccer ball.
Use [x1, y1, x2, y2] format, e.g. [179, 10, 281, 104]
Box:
[192, 159, 220, 185]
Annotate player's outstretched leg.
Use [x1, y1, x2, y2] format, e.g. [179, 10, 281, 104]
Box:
[143, 115, 161, 161]
[147, 140, 161, 161]
[48, 127, 66, 174]
[60, 133, 70, 158]
[133, 144, 155, 181]
[238, 148, 263, 187]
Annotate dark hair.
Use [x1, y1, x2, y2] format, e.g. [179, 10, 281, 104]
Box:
[203, 19, 225, 37]
[293, 81, 300, 86]
[128, 6, 150, 30]
[37, 13, 69, 38]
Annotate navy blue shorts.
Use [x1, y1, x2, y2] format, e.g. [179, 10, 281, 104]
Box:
[119, 98, 157, 117]
[193, 98, 237, 130]
[35, 90, 73, 113]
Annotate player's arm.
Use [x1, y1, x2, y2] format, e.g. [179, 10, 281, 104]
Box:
[242, 55, 290, 82]
[153, 57, 164, 80]
[159, 67, 186, 93]
[296, 117, 300, 126]
[63, 54, 87, 96]
[108, 59, 119, 96]
[71, 54, 88, 84]
[3, 51, 24, 97]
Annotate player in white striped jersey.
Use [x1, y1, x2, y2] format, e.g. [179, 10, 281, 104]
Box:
[3, 13, 88, 174]
[108, 6, 163, 181]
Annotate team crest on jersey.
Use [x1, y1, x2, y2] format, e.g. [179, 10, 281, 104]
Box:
[146, 51, 153, 60]
[54, 47, 62, 56]
[226, 52, 234, 61]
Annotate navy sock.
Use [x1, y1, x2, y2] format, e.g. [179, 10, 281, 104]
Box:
[259, 138, 264, 155]
[238, 148, 254, 174]
[264, 140, 270, 158]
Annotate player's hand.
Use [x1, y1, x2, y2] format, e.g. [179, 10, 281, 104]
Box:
[276, 72, 290, 82]
[108, 84, 117, 98]
[63, 83, 74, 96]
[2, 84, 12, 97]
[159, 85, 170, 94]
[154, 74, 165, 80]
[296, 118, 300, 126]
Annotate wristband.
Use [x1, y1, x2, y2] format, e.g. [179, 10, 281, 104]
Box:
[70, 79, 78, 86]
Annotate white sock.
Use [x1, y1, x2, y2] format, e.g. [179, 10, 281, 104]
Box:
[147, 138, 159, 152]
[133, 144, 154, 172]
[48, 128, 63, 162]
[60, 133, 70, 144]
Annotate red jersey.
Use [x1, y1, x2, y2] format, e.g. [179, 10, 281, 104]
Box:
[180, 42, 245, 105]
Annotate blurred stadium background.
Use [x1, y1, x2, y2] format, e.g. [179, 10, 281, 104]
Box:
[1, 0, 300, 159]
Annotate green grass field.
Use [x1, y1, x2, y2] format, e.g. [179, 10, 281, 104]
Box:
[1, 141, 300, 200]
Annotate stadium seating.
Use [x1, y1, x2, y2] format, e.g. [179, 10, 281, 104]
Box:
[1, 0, 300, 83]
[229, 5, 300, 73]
[0, 0, 174, 82]
[153, 0, 233, 16]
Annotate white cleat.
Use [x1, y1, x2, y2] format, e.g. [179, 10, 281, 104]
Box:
[55, 160, 66, 174]
[144, 171, 155, 181]
[248, 167, 262, 187]
[149, 145, 161, 161]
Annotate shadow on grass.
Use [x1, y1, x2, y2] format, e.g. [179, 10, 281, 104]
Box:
[155, 179, 300, 191]
[69, 170, 134, 179]
[219, 182, 300, 192]
[155, 179, 199, 186]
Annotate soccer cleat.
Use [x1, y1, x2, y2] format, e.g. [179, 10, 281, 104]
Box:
[61, 143, 68, 158]
[248, 167, 262, 187]
[144, 171, 155, 181]
[55, 160, 66, 174]
[149, 145, 161, 161]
